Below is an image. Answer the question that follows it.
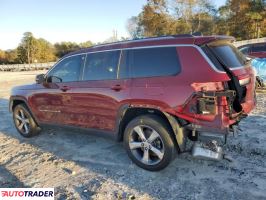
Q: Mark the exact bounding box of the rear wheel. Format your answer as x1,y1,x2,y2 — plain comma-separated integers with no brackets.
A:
124,115,176,171
13,104,40,137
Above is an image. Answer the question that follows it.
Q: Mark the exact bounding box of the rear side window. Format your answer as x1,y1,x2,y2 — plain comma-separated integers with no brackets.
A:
207,43,246,68
252,43,266,52
83,51,120,81
119,47,181,79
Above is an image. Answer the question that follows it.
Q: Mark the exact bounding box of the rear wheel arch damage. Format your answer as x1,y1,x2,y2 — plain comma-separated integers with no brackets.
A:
117,106,187,152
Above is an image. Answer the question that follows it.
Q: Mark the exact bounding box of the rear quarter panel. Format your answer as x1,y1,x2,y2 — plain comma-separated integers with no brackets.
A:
128,46,230,114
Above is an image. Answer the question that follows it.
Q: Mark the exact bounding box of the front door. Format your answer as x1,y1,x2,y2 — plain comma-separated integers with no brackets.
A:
29,54,85,124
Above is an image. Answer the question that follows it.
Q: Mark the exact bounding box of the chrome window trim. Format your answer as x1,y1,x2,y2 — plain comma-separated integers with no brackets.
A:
45,53,87,79
81,50,121,81
46,44,231,77
81,54,87,80
116,50,123,79
229,66,246,70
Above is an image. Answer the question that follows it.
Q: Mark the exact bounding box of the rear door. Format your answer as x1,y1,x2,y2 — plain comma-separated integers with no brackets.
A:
119,47,182,106
30,54,85,124
75,50,131,132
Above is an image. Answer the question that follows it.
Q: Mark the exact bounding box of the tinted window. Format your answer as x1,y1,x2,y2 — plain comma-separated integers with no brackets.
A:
252,43,266,52
48,55,84,82
119,47,180,78
209,43,246,68
201,46,224,71
83,51,120,81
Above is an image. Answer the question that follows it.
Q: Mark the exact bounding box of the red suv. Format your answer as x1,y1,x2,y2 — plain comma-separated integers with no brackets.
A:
10,35,256,171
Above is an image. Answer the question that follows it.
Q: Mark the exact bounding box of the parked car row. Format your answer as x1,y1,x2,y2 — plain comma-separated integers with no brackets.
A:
238,42,266,88
238,42,266,59
0,62,55,72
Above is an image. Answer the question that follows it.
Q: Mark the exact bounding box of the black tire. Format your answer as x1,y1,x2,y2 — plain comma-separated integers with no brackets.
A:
124,115,176,171
13,103,40,137
255,79,261,89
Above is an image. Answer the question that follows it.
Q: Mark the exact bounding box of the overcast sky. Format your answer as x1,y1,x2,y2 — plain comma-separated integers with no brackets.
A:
0,0,226,50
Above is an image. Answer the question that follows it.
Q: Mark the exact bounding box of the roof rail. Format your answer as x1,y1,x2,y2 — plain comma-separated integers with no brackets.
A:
172,34,194,38
89,34,195,49
134,34,193,40
192,32,203,36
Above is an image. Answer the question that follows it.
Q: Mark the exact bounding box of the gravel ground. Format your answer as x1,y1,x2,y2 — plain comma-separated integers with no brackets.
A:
0,71,265,200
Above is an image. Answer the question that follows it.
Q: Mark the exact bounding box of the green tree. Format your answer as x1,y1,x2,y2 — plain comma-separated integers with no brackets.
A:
54,42,80,58
17,32,39,63
173,0,216,34
0,50,6,64
79,41,93,48
215,0,266,40
17,32,57,63
54,40,93,58
128,0,217,37
5,49,19,64
138,0,176,37
126,16,144,38
35,38,56,62
127,0,266,40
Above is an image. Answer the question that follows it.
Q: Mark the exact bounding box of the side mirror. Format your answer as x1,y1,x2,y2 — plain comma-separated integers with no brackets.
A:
36,74,45,84
47,76,62,83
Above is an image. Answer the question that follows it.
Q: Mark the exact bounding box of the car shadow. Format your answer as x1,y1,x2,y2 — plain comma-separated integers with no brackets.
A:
1,98,265,199
0,165,25,187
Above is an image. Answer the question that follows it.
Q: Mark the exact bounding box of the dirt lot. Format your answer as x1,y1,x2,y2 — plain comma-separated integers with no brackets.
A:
0,71,266,200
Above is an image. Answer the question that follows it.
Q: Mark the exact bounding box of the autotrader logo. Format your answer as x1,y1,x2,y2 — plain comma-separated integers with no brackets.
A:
0,188,54,200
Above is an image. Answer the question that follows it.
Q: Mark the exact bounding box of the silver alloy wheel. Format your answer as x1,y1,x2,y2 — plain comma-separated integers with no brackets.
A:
15,109,30,134
129,125,165,165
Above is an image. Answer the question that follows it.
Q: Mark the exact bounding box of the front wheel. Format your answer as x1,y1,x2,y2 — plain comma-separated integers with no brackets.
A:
124,115,176,171
13,104,40,137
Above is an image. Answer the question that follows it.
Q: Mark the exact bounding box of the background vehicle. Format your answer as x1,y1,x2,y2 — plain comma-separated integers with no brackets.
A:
10,35,256,171
239,42,266,58
251,58,266,88
239,43,266,88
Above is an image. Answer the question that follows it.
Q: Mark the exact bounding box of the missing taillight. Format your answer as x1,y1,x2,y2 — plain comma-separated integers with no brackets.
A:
195,90,236,115
191,82,224,92
197,97,217,115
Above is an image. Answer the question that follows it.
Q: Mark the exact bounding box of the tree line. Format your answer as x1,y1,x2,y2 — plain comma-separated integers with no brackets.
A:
126,0,266,40
1,0,265,65
0,32,94,64
0,31,126,65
